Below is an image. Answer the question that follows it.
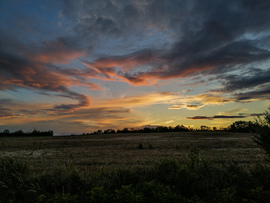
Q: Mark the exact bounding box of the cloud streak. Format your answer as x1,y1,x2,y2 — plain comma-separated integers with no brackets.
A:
0,36,97,112
186,115,247,120
186,113,263,120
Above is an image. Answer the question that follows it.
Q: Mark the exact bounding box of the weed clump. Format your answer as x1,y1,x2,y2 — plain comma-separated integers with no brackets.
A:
136,143,143,149
148,144,154,149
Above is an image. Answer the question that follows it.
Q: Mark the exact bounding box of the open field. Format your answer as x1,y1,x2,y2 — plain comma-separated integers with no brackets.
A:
1,131,270,202
0,131,265,171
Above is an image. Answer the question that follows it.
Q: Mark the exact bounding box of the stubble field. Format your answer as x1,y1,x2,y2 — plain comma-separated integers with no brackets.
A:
0,131,264,172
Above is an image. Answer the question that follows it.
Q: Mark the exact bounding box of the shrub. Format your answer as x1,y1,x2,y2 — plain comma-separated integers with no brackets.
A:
0,157,31,202
253,108,270,160
137,143,143,149
2,154,270,202
148,144,154,149
154,158,179,183
114,185,143,203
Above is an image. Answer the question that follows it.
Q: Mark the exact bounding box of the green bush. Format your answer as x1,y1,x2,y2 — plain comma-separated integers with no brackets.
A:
86,186,110,203
114,184,143,203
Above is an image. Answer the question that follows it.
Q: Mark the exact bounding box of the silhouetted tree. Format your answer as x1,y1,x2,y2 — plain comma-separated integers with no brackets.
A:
228,121,255,133
253,109,270,160
200,126,210,131
14,130,24,136
3,129,10,135
104,129,115,134
174,125,189,132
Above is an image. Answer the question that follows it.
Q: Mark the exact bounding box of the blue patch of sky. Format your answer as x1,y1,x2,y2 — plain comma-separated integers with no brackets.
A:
3,89,37,102
92,28,176,58
58,59,87,70
4,88,73,104
0,0,73,43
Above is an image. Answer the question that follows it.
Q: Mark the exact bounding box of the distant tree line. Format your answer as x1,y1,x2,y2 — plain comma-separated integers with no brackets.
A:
83,121,262,135
83,125,194,135
0,129,53,137
0,120,263,137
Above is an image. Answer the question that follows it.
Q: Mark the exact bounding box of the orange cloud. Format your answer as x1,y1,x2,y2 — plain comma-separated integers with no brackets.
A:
118,64,214,86
31,51,86,64
0,56,96,112
0,101,147,134
168,93,234,110
0,91,235,134
87,49,159,72
79,46,219,86
169,104,204,110
95,92,179,108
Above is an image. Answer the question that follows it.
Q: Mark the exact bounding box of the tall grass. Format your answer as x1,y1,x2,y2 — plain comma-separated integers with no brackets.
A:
1,153,270,202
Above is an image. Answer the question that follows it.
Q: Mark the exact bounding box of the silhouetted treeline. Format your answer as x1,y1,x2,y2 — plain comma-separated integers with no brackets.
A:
83,125,190,135
0,120,259,137
83,121,260,135
119,125,190,133
0,129,53,137
227,121,260,133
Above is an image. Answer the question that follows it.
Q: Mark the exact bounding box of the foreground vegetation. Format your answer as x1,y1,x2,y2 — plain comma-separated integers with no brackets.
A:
0,131,269,202
1,151,270,203
1,108,270,202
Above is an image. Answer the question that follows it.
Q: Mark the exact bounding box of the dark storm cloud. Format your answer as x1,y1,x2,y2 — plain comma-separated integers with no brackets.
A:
68,0,270,85
233,84,270,101
213,68,270,93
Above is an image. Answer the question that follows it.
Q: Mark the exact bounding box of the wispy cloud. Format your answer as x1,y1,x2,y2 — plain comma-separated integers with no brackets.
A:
0,39,97,112
186,113,263,120
168,93,233,110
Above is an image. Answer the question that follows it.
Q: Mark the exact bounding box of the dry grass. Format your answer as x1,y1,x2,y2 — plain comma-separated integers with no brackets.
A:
0,131,265,172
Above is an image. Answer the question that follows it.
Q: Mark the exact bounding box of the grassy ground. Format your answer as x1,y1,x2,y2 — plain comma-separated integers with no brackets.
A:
1,131,270,202
0,131,264,172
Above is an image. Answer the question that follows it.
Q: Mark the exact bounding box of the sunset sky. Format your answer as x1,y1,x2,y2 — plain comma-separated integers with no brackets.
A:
1,0,270,134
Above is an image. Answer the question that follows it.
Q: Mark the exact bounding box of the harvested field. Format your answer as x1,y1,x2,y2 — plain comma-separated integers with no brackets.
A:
0,131,265,171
